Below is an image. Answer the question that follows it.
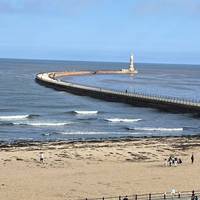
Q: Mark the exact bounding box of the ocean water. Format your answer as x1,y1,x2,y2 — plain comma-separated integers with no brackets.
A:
0,58,200,142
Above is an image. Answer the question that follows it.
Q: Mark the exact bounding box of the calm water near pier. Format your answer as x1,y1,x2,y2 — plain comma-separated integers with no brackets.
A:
0,58,200,142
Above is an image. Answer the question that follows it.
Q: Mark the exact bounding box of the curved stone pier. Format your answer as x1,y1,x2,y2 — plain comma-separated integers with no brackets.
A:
35,71,200,114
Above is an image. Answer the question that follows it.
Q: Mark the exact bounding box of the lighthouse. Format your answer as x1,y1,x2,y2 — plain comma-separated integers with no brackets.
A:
129,53,135,72
121,53,137,73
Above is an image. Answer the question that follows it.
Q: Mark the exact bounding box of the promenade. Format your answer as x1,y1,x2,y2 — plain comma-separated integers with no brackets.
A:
35,70,200,113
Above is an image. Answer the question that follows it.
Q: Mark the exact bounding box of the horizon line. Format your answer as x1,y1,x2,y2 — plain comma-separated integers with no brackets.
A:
0,56,199,66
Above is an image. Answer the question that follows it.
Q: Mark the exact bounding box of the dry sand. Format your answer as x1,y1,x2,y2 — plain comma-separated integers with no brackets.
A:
0,137,200,200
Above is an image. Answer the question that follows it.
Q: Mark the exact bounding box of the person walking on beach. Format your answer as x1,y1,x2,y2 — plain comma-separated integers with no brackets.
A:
40,152,44,163
191,154,194,164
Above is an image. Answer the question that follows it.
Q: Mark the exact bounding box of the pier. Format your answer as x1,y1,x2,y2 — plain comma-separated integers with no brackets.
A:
35,70,200,114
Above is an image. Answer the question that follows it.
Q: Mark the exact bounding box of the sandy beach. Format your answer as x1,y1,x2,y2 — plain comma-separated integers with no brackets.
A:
0,137,200,200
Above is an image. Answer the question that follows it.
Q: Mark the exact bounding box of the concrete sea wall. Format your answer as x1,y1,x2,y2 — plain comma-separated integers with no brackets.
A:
35,71,200,113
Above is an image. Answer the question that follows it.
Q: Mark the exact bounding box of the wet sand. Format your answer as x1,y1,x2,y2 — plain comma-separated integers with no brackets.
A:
0,137,200,200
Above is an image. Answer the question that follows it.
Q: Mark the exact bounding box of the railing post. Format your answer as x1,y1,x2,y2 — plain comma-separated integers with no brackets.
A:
164,192,166,199
149,193,151,200
178,192,180,198
192,190,195,200
103,197,104,200
135,194,137,200
119,195,121,200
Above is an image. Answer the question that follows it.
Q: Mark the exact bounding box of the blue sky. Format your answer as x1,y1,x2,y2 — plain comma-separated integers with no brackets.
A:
0,0,200,64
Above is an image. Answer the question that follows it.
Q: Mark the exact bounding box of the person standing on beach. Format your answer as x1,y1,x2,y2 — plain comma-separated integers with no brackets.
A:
191,154,194,164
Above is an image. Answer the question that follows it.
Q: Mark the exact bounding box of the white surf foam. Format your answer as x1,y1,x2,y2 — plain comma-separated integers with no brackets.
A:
0,115,29,120
13,122,71,126
41,133,51,136
128,127,183,132
56,131,117,135
74,111,98,115
105,118,142,123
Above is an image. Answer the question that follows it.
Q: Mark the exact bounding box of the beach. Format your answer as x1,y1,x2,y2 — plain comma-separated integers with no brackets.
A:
0,137,200,200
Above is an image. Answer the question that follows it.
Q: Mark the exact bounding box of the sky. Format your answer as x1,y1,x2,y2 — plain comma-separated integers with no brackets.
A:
0,0,200,64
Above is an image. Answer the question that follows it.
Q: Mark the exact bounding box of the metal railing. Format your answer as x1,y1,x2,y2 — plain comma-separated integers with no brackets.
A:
36,72,200,109
81,190,200,200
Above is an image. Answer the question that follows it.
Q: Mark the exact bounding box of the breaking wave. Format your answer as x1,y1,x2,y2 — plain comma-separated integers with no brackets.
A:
52,131,121,135
127,127,183,132
0,115,29,120
0,114,39,121
105,118,142,123
74,111,98,115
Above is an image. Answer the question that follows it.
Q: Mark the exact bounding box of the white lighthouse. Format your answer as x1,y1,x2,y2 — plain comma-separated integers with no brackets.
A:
121,53,137,73
129,53,135,72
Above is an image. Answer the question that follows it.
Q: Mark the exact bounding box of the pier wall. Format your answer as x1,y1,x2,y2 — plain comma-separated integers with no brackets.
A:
35,71,200,113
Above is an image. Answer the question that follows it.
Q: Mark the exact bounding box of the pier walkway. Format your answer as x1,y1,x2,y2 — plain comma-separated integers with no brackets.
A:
35,71,200,113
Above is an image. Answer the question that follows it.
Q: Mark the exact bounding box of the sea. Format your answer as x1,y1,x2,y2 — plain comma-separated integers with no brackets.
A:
0,58,200,143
